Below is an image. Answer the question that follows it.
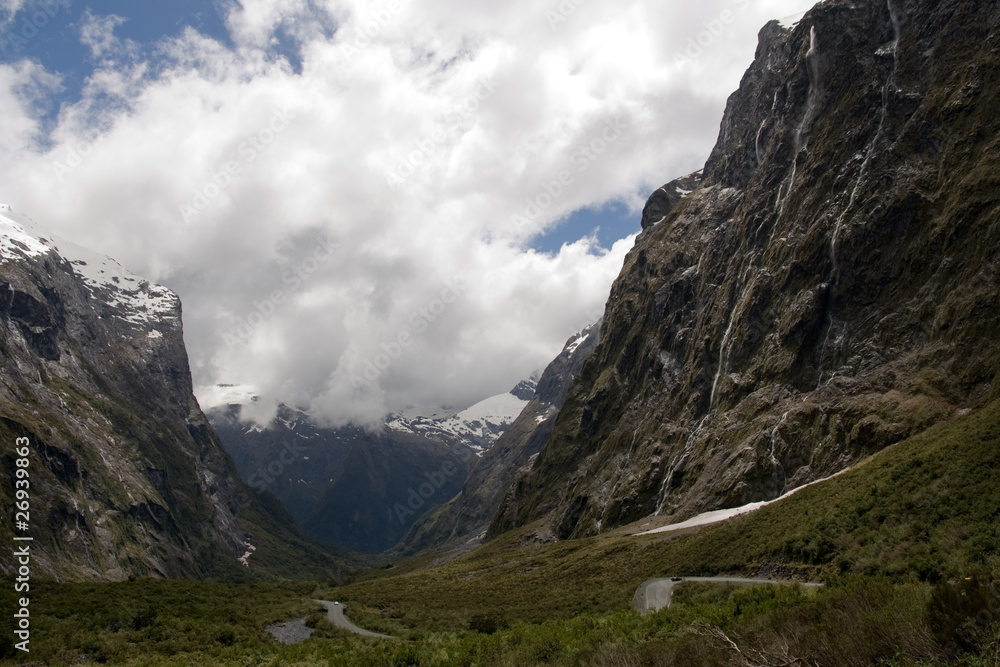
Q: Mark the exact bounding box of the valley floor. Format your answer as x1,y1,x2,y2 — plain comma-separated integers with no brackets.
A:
4,399,1000,666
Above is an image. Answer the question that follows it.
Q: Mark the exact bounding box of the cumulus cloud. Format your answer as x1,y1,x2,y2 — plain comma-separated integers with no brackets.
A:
0,0,819,426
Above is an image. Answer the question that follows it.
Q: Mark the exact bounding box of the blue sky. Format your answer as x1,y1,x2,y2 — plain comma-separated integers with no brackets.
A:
2,2,230,74
531,200,641,255
2,2,230,123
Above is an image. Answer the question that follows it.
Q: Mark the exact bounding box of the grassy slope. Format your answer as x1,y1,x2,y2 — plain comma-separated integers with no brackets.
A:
321,398,1000,634
1,399,997,665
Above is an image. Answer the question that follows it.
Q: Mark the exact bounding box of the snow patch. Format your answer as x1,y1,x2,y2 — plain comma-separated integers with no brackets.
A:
636,469,851,536
237,540,256,567
566,333,589,355
0,206,51,259
0,206,177,326
778,11,806,29
388,389,529,453
196,384,260,409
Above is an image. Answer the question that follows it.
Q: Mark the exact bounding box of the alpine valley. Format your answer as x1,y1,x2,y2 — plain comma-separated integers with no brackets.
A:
2,0,1000,664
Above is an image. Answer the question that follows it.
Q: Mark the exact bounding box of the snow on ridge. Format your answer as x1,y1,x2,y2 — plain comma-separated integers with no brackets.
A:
196,383,261,410
0,206,51,260
387,388,530,453
452,391,529,426
0,206,177,326
778,11,807,29
566,333,589,356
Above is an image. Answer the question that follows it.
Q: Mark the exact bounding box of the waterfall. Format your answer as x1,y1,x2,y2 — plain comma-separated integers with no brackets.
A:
767,411,789,489
709,258,757,409
776,26,822,222
816,1,903,386
654,415,709,515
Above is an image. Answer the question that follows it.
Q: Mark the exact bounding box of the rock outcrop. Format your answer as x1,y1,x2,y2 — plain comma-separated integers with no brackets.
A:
0,207,338,580
499,0,1000,539
397,322,601,554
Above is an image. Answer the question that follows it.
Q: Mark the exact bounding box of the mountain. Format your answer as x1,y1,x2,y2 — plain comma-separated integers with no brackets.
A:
301,430,472,554
386,378,537,454
205,402,358,528
496,0,1000,540
205,380,535,554
0,206,338,580
397,322,601,555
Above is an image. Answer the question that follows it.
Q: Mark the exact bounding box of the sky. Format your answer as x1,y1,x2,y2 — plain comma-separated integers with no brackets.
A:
0,0,817,427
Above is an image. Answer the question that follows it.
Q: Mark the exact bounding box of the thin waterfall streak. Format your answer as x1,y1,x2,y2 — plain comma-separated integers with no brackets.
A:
817,6,902,388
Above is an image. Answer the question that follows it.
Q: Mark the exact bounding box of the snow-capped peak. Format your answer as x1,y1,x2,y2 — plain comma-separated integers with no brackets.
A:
0,205,50,260
387,379,536,454
0,206,178,327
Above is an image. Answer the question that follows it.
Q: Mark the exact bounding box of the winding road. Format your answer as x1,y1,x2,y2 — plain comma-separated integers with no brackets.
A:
315,600,393,639
632,577,823,613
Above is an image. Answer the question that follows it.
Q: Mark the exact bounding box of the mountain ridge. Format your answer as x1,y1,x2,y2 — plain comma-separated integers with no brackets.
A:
0,206,338,580
497,0,1000,540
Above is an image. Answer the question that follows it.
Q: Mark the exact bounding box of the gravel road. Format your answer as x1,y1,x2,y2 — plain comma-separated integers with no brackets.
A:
632,577,823,612
315,600,393,639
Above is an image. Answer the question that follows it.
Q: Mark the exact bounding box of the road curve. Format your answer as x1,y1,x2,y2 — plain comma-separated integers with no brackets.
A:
315,600,393,639
632,577,823,613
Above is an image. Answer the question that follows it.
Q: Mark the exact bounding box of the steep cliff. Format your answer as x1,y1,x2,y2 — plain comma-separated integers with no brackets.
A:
501,0,1000,539
0,207,338,580
398,322,601,554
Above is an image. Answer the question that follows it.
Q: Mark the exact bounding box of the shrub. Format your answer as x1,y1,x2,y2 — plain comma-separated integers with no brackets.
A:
469,612,508,635
927,576,1000,656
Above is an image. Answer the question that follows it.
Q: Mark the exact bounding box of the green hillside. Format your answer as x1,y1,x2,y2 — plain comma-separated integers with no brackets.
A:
4,399,997,665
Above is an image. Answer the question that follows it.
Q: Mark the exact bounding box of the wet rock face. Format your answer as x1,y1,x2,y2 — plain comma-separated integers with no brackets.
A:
396,322,602,555
499,0,1000,540
0,226,325,580
640,172,704,230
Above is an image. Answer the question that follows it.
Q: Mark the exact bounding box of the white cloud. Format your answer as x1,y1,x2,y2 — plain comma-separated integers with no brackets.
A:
79,11,128,60
0,0,820,426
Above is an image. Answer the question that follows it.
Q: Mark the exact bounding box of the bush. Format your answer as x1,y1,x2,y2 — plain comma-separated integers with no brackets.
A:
468,612,508,635
927,576,1000,656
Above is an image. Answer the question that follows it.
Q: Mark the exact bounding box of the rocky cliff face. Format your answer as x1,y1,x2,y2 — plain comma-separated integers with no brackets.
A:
0,207,337,580
398,322,601,554
500,0,1000,540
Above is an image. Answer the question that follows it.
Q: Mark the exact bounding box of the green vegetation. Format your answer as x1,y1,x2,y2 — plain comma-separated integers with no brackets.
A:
311,398,1000,632
1,577,997,665
1,400,998,664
